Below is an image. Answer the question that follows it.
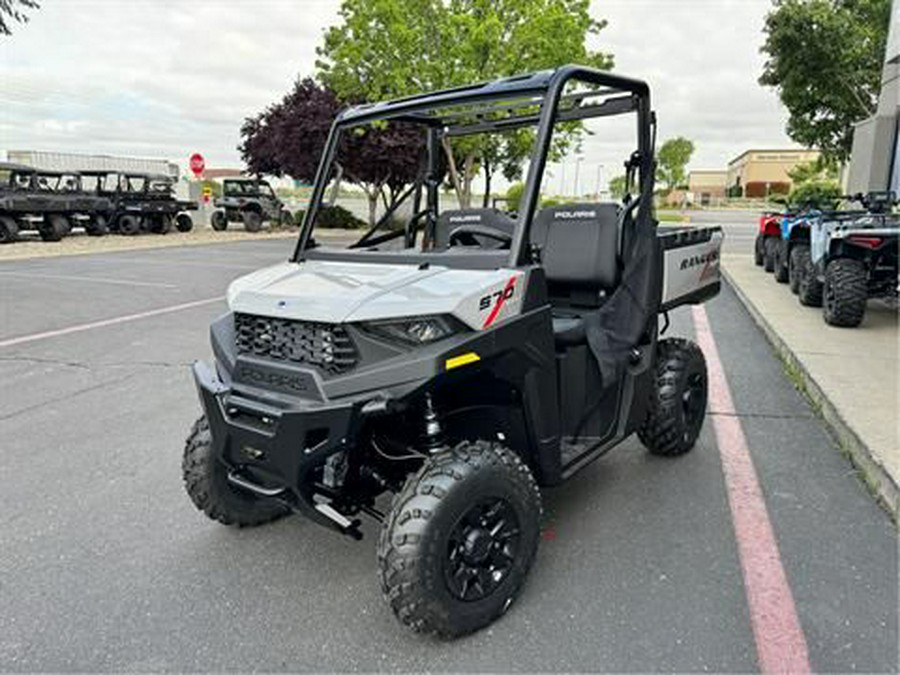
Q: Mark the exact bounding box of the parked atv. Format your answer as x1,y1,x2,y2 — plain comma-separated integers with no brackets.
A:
755,211,783,271
0,163,111,242
210,178,291,232
798,191,899,327
81,171,197,235
181,66,723,637
774,208,819,290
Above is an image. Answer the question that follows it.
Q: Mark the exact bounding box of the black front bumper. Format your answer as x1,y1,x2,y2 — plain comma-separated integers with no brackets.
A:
192,360,364,533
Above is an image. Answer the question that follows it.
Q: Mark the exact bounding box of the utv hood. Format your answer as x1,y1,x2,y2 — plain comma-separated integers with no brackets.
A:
226,259,526,329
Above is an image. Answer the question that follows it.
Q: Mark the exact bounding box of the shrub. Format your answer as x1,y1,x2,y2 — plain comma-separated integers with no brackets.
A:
315,204,366,229
788,180,841,210
505,182,525,211
293,209,306,226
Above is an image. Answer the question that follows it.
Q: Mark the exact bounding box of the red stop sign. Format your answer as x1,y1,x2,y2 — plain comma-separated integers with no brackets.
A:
189,153,205,177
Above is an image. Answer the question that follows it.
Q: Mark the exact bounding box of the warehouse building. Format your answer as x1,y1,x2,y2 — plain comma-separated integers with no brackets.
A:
6,150,179,179
687,170,727,205
726,148,821,198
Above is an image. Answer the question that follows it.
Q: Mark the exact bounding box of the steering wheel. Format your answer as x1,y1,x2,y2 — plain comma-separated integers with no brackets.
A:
448,224,513,248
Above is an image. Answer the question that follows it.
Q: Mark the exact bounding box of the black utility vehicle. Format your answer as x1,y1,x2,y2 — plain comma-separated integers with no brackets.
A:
81,171,197,235
182,66,723,636
799,191,899,326
0,163,111,242
211,178,291,232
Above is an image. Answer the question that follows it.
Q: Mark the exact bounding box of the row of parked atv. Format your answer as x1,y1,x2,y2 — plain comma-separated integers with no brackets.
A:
0,162,197,244
753,191,899,328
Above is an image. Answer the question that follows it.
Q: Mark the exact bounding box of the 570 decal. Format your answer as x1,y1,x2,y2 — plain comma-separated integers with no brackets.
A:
478,276,518,329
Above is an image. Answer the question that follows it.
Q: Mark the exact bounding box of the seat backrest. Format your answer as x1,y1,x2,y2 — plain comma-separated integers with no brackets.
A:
531,203,621,307
433,208,516,249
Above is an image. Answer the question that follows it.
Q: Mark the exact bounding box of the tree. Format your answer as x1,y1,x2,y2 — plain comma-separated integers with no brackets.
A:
316,0,613,208
787,157,839,184
608,174,628,200
759,0,891,161
0,0,39,36
239,78,423,225
656,137,695,191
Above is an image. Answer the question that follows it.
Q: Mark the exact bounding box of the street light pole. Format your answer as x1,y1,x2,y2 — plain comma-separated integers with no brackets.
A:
574,157,583,198
595,164,604,199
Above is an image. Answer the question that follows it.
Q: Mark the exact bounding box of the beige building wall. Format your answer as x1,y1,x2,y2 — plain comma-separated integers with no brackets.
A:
727,149,821,195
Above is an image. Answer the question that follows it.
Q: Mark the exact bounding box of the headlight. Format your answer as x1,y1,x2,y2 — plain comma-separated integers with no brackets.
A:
360,315,465,346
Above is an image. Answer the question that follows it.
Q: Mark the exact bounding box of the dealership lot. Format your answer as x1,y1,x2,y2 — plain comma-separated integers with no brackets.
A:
0,234,896,672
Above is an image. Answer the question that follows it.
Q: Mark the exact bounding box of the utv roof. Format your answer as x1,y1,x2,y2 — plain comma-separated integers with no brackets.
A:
336,64,650,132
0,161,35,172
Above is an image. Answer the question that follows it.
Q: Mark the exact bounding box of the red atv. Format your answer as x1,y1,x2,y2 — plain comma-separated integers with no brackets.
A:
754,211,783,272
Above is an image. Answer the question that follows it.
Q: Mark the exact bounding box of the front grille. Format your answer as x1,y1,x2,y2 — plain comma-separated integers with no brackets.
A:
234,313,358,375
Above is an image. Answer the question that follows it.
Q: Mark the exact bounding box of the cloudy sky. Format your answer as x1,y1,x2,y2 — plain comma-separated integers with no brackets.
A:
0,0,797,190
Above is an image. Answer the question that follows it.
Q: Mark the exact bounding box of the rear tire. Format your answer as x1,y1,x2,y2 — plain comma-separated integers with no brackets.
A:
773,241,789,283
175,213,193,232
378,440,541,637
823,259,867,327
754,234,764,266
86,214,108,237
797,247,823,307
763,238,777,272
182,416,289,527
638,338,708,456
39,214,68,241
242,210,263,232
0,215,19,243
118,214,141,236
788,244,807,294
211,210,228,231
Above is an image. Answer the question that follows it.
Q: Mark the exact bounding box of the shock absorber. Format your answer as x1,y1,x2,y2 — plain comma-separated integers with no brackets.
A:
422,393,444,451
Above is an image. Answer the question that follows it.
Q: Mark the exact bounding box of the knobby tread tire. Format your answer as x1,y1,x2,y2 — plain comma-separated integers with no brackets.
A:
181,416,289,527
788,244,806,294
638,338,708,456
40,214,68,241
773,241,789,283
0,215,19,243
242,211,262,232
797,247,823,307
763,237,777,272
175,214,193,232
823,258,867,327
377,440,541,638
753,234,764,266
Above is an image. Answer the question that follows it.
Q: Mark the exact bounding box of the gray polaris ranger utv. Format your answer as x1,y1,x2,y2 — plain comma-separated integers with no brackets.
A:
182,66,723,637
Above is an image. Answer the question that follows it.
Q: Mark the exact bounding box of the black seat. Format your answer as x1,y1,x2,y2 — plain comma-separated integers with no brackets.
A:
433,208,516,249
530,203,622,348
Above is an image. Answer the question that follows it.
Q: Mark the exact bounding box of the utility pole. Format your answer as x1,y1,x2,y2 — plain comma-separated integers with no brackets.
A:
595,164,604,199
574,157,583,198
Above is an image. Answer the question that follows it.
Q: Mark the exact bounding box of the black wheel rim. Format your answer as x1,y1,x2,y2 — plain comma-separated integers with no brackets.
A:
682,373,706,440
444,497,520,602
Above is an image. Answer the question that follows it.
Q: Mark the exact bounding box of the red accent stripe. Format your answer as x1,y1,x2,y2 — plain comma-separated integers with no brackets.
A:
482,276,517,329
692,305,810,675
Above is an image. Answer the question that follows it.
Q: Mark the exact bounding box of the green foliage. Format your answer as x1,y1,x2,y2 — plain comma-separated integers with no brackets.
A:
787,157,838,184
505,182,525,211
788,179,841,209
656,137,695,191
608,174,627,200
316,0,614,207
0,0,39,36
293,209,307,226
759,0,891,161
316,204,367,229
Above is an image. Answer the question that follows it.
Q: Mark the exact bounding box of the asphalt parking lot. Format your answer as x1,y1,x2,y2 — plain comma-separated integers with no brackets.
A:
0,232,896,672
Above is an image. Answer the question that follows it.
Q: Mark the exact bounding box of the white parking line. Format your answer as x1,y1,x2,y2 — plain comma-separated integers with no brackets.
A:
0,271,178,289
0,296,225,348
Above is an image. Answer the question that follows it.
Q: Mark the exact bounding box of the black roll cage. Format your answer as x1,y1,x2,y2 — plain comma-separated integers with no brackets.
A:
293,64,655,268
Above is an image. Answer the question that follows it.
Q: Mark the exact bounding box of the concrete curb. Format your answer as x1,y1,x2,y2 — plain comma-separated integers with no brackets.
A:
722,266,899,520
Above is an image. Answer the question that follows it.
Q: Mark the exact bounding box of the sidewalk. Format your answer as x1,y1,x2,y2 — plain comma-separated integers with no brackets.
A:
722,253,899,517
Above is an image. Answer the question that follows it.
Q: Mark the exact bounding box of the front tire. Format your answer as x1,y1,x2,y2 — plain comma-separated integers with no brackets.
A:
182,416,289,527
211,210,228,231
754,234,764,266
797,247,823,307
638,338,708,456
118,214,141,236
175,213,194,232
39,214,69,241
823,258,867,327
377,440,541,638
